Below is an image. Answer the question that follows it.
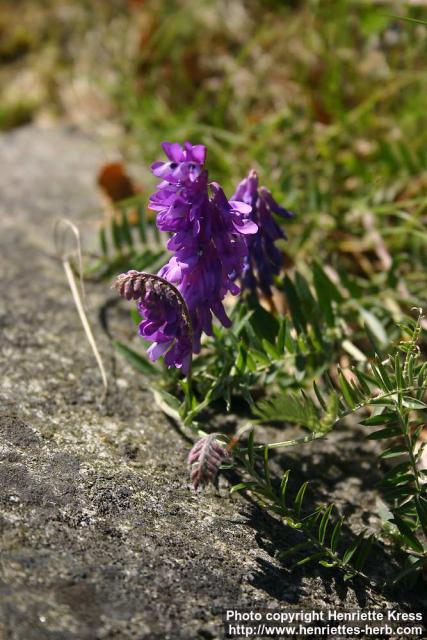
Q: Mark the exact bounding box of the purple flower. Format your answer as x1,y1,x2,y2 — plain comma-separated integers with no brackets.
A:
151,141,206,185
232,169,293,297
114,271,193,374
149,141,258,355
188,433,230,489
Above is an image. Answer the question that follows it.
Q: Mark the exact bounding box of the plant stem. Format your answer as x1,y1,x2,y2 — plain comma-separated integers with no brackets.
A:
236,451,372,584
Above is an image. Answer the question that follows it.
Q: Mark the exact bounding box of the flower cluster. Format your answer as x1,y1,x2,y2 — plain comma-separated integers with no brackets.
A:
188,433,229,489
233,169,293,297
114,270,193,374
149,142,257,354
114,145,293,374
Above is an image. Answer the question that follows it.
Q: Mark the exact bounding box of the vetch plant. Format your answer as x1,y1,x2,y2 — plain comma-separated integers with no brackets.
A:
187,426,376,582
149,141,257,355
112,142,297,399
188,433,230,490
114,270,193,373
230,431,375,583
106,140,426,588
233,169,293,300
255,310,427,584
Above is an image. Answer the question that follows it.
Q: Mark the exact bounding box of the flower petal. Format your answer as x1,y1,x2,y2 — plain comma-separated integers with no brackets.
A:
147,340,173,361
232,215,258,235
161,142,183,162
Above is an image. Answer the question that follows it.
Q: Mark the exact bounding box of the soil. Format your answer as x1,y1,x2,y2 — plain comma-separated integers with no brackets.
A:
0,126,425,640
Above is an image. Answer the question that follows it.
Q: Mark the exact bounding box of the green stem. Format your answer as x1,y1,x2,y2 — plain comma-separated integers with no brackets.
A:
239,433,325,453
235,452,372,585
395,404,427,541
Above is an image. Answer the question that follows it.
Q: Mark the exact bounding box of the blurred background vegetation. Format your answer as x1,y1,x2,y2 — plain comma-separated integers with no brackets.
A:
1,0,426,317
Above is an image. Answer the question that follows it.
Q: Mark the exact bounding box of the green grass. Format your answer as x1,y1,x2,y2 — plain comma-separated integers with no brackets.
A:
110,0,427,318
2,0,425,318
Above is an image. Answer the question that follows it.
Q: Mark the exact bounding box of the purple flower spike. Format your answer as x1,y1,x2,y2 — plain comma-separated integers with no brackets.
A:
149,141,258,357
232,170,294,297
210,182,258,235
188,433,229,489
113,271,193,374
